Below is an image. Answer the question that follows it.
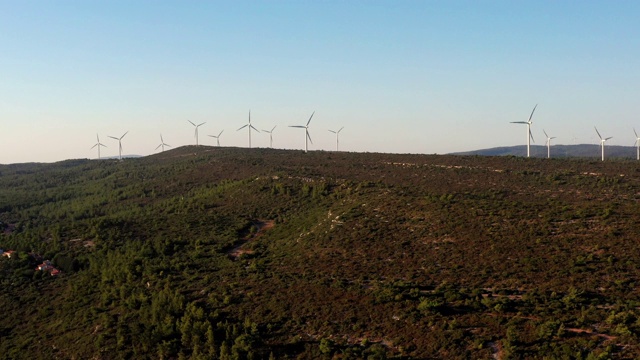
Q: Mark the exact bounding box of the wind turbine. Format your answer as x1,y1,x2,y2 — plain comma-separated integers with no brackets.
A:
543,129,556,159
289,111,315,153
262,126,276,148
510,104,537,157
155,134,170,152
208,130,224,147
633,129,640,160
595,127,612,161
188,120,206,146
108,131,128,161
237,111,259,148
328,127,344,151
90,134,107,160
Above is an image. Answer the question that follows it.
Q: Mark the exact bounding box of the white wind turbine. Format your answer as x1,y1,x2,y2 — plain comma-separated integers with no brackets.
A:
595,127,612,161
237,111,259,148
108,131,129,161
188,120,206,146
262,126,277,148
90,134,107,160
633,129,640,160
543,129,556,159
208,130,224,147
156,134,170,152
289,111,315,153
510,104,537,157
328,127,344,151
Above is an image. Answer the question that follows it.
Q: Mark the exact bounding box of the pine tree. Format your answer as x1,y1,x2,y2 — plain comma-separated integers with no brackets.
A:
206,322,217,357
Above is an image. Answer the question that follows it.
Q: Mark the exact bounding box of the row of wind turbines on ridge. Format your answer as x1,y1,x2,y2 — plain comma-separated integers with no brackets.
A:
91,111,346,160
511,104,640,161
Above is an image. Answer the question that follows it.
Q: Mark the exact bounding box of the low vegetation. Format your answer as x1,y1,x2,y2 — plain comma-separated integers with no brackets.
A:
2,146,640,359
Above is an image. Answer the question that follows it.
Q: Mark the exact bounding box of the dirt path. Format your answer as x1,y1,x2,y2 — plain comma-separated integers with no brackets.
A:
227,220,275,260
566,328,616,341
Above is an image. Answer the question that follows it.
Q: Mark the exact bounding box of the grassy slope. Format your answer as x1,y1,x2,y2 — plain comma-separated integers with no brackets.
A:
1,146,640,359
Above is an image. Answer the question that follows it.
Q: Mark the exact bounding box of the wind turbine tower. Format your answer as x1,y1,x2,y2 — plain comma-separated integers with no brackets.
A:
594,127,612,161
263,126,277,148
108,131,129,161
289,111,315,153
188,120,206,146
510,104,537,157
237,111,259,148
543,130,556,159
328,127,344,151
634,129,640,160
208,130,224,147
156,134,171,152
90,134,107,160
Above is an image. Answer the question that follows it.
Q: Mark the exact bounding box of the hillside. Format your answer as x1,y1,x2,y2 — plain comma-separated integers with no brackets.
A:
453,144,639,159
2,146,640,359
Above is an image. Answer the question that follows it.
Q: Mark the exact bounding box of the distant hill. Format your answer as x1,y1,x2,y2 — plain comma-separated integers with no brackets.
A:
451,144,640,159
99,154,143,160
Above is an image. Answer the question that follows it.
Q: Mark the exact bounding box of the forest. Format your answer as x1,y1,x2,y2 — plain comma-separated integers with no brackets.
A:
2,146,640,359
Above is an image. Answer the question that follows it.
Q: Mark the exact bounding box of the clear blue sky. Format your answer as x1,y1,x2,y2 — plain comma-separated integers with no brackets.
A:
1,1,639,163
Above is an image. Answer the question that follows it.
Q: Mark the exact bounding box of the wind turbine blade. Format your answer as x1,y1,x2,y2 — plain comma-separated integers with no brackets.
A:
329,130,336,134
543,129,549,138
237,124,248,131
511,121,528,124
250,125,259,132
262,129,270,133
219,130,224,136
91,144,98,150
605,137,613,141
338,127,344,133
271,125,277,132
289,125,305,128
594,127,603,140
188,120,196,126
155,144,162,150
550,137,556,140
635,128,639,138
307,130,313,144
121,131,129,139
208,135,215,137
307,111,315,126
101,144,107,148
528,104,537,122
529,129,535,143
165,143,171,147
198,122,206,127
108,136,119,140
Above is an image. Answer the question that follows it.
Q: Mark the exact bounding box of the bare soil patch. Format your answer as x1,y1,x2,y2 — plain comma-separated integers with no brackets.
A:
227,220,275,260
3,223,16,235
488,341,504,360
